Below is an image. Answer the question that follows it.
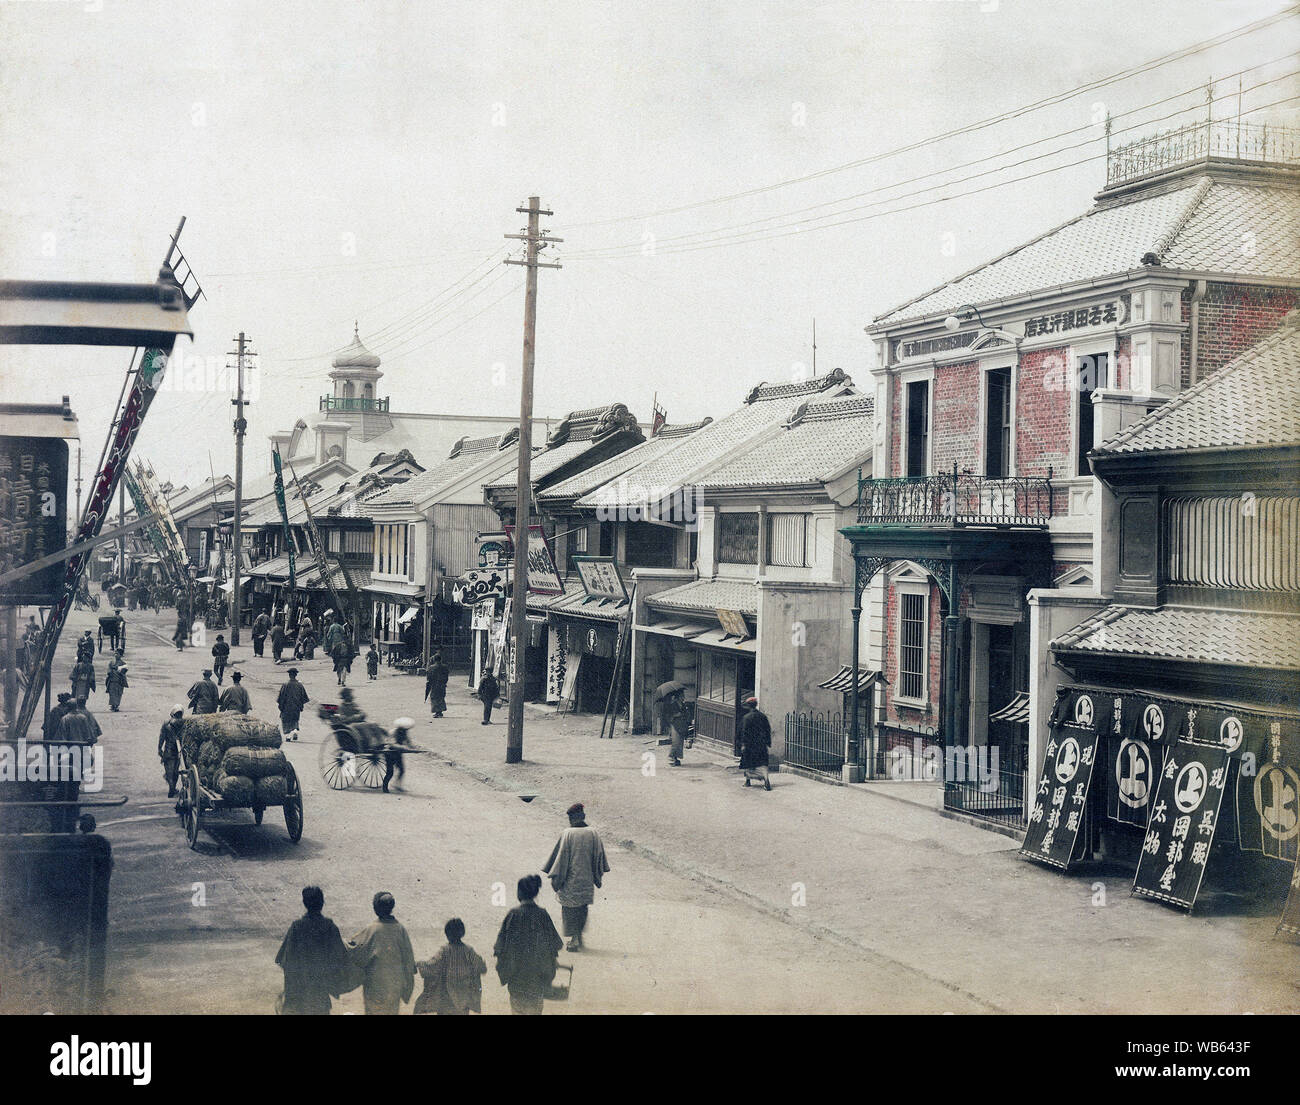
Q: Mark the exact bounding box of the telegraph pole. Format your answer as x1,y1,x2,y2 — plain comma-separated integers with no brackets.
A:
230,332,250,646
503,197,561,763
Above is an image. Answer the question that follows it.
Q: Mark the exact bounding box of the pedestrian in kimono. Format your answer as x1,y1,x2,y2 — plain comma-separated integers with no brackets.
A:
331,637,350,687
252,611,270,658
414,918,487,1015
188,669,219,715
424,653,448,718
277,668,309,740
158,705,185,798
211,634,230,685
493,874,563,1015
219,670,252,714
323,615,345,659
738,696,772,790
366,644,379,681
76,630,95,663
542,802,611,952
275,886,352,1016
55,698,102,746
348,891,416,1015
69,657,96,702
477,670,499,725
271,618,286,663
661,688,691,767
44,692,74,738
105,650,128,712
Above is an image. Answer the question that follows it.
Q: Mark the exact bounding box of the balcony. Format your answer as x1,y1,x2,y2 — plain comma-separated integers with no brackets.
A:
858,467,1054,527
1106,120,1300,188
319,395,389,413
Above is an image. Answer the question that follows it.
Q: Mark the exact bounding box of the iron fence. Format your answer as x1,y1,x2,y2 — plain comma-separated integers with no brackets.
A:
784,711,848,777
1107,120,1300,186
319,395,390,413
858,466,1053,526
942,726,1029,831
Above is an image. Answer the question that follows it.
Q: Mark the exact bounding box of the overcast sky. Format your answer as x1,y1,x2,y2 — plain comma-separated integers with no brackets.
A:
2,0,1296,489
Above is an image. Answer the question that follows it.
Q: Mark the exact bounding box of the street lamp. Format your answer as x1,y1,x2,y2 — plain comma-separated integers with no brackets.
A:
942,303,1021,345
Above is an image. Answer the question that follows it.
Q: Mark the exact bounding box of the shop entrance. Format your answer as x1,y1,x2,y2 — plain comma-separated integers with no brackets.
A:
693,649,756,755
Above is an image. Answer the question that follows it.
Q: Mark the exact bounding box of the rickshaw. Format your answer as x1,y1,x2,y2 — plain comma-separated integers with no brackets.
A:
316,703,425,790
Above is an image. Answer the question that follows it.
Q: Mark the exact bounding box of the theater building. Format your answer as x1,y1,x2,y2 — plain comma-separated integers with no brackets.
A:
843,121,1300,828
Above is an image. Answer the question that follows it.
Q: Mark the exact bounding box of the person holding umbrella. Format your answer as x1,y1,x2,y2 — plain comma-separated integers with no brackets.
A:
653,681,692,767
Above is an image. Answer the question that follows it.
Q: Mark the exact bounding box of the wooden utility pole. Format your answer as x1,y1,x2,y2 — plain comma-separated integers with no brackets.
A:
230,332,250,646
503,197,561,763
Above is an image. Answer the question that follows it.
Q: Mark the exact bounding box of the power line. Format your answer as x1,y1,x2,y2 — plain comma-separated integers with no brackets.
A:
566,5,1298,229
569,58,1298,258
567,89,1300,261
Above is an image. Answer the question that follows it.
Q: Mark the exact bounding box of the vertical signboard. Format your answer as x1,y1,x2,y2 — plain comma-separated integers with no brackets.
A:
1021,697,1101,869
0,434,69,606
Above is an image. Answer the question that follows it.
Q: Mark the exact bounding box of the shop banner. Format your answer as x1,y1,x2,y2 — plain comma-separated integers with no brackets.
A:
1021,721,1100,869
271,449,296,592
1238,760,1300,863
504,523,564,596
1277,853,1300,943
546,626,565,703
1132,740,1229,911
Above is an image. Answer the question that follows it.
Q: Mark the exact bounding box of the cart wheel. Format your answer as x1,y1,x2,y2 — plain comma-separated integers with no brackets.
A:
355,751,387,790
284,764,304,844
185,767,202,850
319,739,357,790
253,805,264,826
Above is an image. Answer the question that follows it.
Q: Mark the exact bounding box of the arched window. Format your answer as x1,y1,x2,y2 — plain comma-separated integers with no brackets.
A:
343,381,355,399
363,383,373,400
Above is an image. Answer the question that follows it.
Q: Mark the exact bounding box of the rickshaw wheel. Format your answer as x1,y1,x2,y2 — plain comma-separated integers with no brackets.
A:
319,738,356,790
185,767,202,850
284,764,304,843
355,751,387,790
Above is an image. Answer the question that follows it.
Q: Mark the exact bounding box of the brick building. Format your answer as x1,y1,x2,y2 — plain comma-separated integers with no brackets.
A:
841,121,1300,828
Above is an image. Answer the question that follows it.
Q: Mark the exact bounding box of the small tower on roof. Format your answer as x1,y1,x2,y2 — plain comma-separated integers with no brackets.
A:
329,323,383,406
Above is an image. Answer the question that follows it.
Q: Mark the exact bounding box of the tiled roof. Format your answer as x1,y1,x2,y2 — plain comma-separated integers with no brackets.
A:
575,372,857,510
367,433,512,508
526,577,630,622
874,175,1300,326
646,578,758,617
539,430,703,503
1052,605,1300,670
700,395,874,488
1095,319,1300,456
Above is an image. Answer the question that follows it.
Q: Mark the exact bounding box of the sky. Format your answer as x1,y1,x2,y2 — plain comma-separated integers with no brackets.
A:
1,0,1297,490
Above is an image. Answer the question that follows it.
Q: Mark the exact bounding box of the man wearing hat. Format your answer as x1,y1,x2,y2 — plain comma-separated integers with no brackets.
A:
542,802,610,952
738,696,772,791
211,633,230,685
219,670,252,714
105,648,129,712
158,705,186,798
188,669,219,715
277,668,309,741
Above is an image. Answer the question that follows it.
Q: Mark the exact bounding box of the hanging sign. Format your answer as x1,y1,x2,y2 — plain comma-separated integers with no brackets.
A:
1132,740,1229,911
470,604,493,632
1021,720,1100,869
573,555,627,604
504,523,563,596
0,434,69,607
458,567,509,605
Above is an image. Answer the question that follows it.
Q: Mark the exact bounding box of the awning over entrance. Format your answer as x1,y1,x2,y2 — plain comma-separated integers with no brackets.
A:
365,580,424,602
636,623,757,653
817,666,885,694
989,691,1030,723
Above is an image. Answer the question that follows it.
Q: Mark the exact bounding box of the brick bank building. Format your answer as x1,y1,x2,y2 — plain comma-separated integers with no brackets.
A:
841,122,1300,830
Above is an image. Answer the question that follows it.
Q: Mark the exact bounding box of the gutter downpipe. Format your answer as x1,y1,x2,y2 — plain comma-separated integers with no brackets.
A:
1189,279,1208,385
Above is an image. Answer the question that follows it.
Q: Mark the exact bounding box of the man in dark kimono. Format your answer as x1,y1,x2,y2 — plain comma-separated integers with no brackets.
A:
105,650,128,712
158,705,185,798
738,695,772,790
69,657,96,702
477,670,499,725
270,619,286,664
424,653,449,718
493,874,562,1015
218,670,252,714
275,886,351,1015
277,668,309,740
44,692,74,738
54,698,102,746
107,609,125,652
76,630,95,663
252,612,270,658
188,669,219,715
211,634,230,685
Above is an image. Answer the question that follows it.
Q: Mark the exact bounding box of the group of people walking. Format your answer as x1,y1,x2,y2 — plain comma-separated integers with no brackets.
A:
274,802,609,1015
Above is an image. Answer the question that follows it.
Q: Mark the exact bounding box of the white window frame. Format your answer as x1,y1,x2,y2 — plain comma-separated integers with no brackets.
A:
980,361,1017,479
893,575,930,707
899,367,934,478
1070,337,1115,479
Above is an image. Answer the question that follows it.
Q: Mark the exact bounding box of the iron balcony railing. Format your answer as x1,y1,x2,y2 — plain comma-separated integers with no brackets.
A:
319,395,390,413
858,465,1053,526
1106,120,1300,187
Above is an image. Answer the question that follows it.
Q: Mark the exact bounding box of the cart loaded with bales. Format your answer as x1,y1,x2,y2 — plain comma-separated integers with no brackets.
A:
174,714,303,849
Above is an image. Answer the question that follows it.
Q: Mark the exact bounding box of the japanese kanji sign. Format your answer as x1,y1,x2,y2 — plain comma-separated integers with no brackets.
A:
0,434,68,606
504,523,563,596
1132,740,1229,911
1021,721,1100,869
572,555,627,604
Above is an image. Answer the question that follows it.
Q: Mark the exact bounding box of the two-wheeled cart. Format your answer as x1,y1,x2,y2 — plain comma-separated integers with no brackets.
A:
174,736,303,850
